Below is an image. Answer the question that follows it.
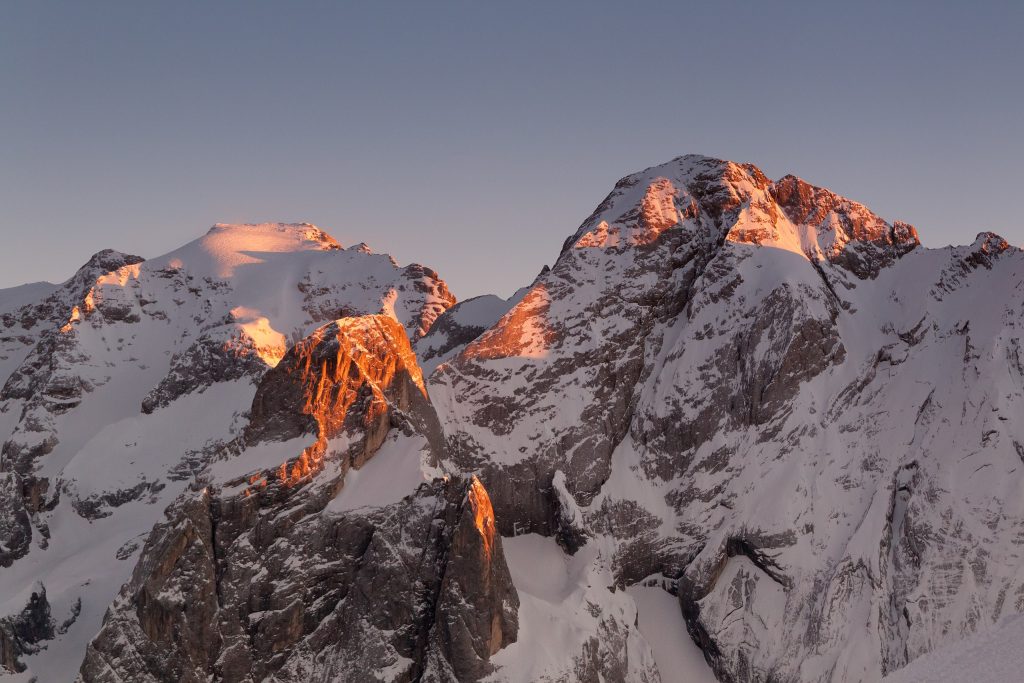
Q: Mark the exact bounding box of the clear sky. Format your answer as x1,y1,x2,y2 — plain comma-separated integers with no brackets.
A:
2,1,1021,298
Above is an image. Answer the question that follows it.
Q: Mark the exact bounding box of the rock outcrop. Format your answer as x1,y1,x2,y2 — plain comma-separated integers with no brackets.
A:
78,314,516,682
0,584,55,673
78,474,518,683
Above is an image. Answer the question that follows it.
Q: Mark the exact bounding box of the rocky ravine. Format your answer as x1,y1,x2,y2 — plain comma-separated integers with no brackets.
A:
1,156,1023,682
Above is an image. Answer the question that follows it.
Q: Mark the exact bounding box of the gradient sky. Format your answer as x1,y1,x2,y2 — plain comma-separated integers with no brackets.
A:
2,1,1021,298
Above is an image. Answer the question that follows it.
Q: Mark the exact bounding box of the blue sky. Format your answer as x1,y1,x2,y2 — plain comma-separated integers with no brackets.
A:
2,1,1021,298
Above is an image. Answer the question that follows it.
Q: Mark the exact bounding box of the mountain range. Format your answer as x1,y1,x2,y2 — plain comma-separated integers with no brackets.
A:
2,154,1023,682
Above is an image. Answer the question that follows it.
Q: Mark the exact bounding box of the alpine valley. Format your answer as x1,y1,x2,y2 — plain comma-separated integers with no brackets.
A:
2,155,1023,683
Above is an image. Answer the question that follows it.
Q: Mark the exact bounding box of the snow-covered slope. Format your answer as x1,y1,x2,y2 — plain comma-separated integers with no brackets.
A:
0,282,57,316
490,533,660,682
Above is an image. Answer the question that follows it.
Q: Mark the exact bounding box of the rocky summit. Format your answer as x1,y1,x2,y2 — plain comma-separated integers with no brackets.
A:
2,155,1023,682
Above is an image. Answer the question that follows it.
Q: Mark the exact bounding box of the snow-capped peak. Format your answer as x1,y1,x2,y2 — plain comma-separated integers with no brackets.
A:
149,222,341,279
566,154,919,279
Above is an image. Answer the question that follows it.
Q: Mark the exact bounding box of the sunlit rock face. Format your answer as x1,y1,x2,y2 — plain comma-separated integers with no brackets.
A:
247,315,427,452
238,314,443,494
768,174,920,277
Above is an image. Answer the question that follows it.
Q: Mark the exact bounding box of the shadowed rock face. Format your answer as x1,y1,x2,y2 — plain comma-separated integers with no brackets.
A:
0,584,55,673
77,476,518,683
421,477,519,682
0,473,32,567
